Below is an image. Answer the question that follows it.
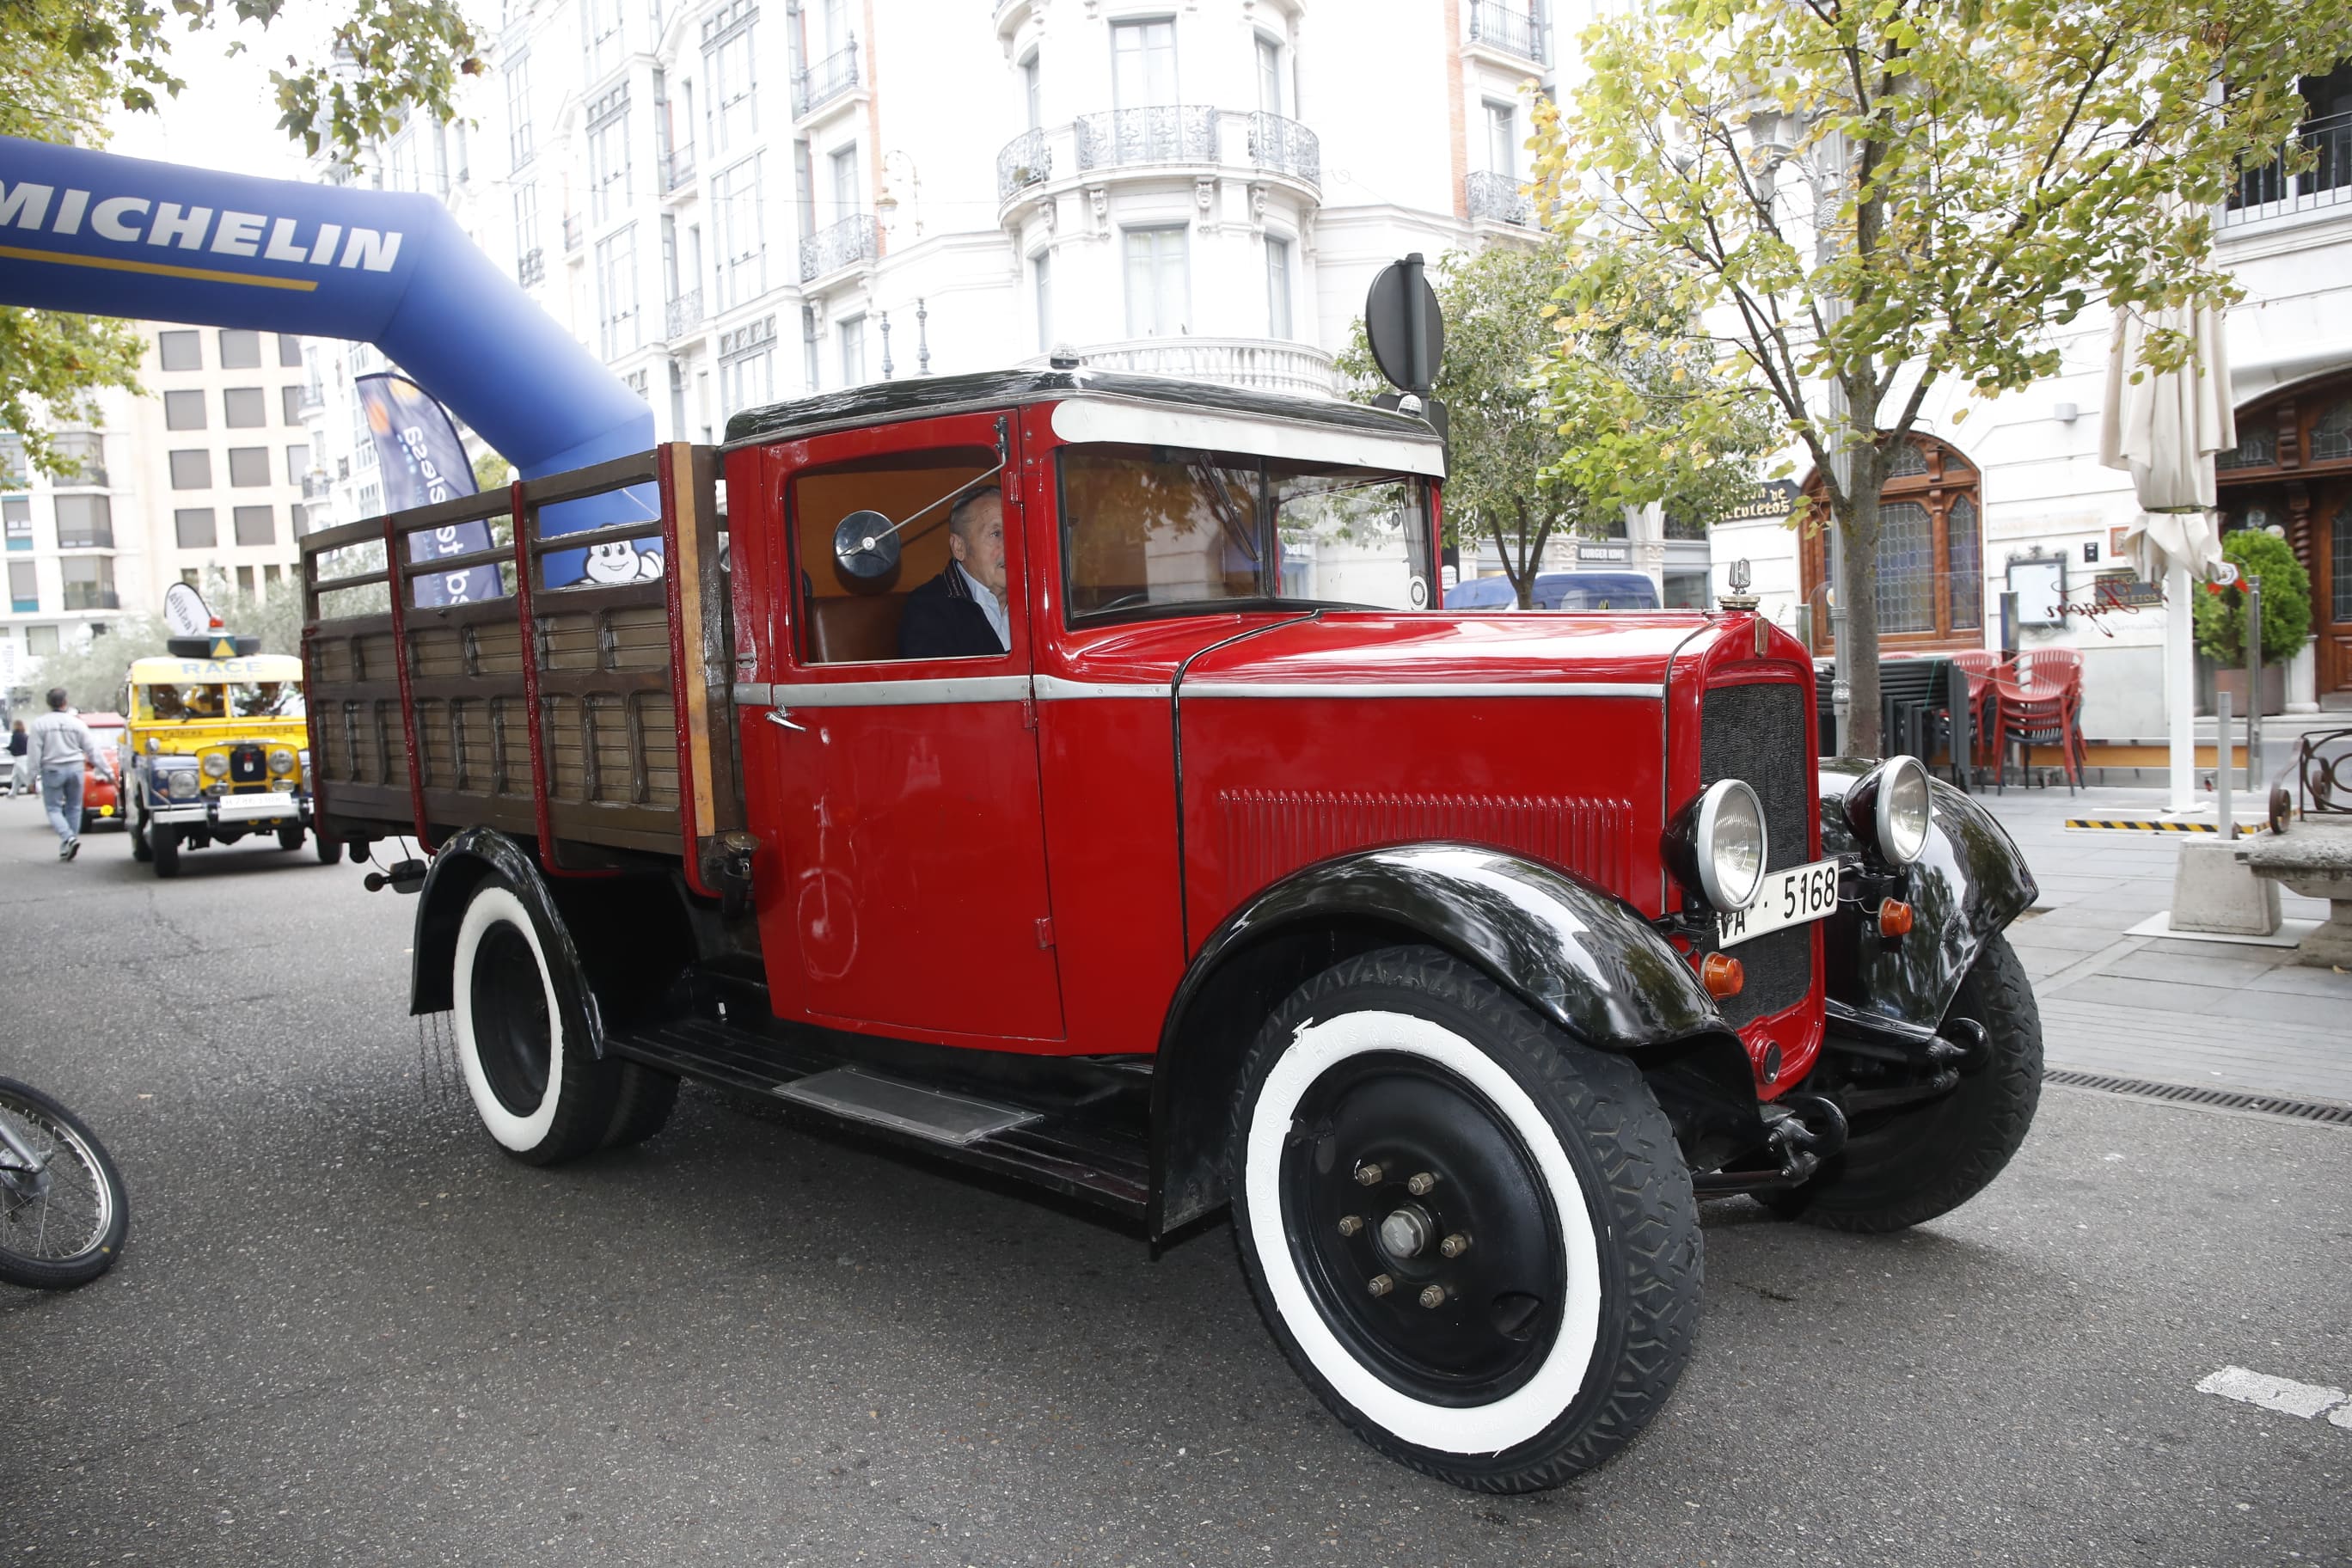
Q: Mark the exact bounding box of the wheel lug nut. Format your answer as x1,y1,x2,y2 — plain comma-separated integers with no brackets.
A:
1406,1172,1436,1196
1368,1273,1394,1298
1440,1233,1471,1259
1354,1162,1383,1187
1337,1215,1363,1238
1418,1284,1448,1309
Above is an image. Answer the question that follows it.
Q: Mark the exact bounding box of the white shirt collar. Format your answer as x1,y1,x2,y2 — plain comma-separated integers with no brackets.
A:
953,560,1011,652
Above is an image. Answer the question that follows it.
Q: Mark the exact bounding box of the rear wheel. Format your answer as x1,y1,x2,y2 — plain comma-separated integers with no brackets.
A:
451,881,622,1164
1766,933,2042,1233
314,829,342,865
150,823,181,879
277,824,305,852
1229,945,1700,1493
0,1077,130,1289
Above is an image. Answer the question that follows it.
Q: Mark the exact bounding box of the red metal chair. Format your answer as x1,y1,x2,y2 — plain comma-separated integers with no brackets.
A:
1990,661,2084,793
2020,649,2089,779
1951,652,2006,774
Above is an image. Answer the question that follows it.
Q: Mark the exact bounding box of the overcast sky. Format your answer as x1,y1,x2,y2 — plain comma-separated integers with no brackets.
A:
104,17,324,182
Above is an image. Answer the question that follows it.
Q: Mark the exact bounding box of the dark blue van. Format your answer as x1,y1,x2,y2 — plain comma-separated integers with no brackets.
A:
1443,570,1663,611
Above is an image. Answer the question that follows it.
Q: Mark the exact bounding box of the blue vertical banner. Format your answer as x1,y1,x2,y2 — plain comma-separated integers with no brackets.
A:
354,373,504,606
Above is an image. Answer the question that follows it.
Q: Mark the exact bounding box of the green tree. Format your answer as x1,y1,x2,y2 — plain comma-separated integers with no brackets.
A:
1340,241,1768,609
1539,0,2352,755
1,0,481,479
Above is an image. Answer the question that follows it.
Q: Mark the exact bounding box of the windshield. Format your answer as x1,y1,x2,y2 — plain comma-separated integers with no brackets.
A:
134,681,303,721
229,681,303,718
1059,443,1434,622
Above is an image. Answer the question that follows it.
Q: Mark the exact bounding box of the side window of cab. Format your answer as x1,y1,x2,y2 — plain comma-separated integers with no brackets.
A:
789,444,1014,667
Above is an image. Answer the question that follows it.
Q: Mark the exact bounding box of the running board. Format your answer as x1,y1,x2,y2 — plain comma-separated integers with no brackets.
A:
604,1014,1150,1218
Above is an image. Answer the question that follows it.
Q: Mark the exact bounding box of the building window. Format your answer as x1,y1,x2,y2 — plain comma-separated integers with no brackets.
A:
597,224,641,360
719,315,778,415
169,450,213,490
53,494,113,549
710,156,767,309
219,329,262,370
803,306,821,391
829,144,859,220
237,565,254,595
1124,226,1188,338
705,7,757,152
358,481,382,517
280,384,306,425
583,0,625,81
1801,434,1985,651
1022,51,1043,129
1256,34,1283,114
286,444,310,485
588,87,633,224
224,387,267,428
0,434,22,488
164,389,207,430
11,563,40,613
52,433,104,487
512,181,541,269
175,507,217,548
507,51,535,168
62,556,116,611
1111,18,1177,107
1485,101,1517,177
25,622,59,655
1265,236,1292,339
228,447,271,487
278,334,303,368
158,329,201,371
233,505,275,546
838,315,866,385
3,497,28,550
291,503,310,536
1033,250,1053,354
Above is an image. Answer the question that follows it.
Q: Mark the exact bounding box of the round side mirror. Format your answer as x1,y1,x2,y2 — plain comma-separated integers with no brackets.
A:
833,511,901,579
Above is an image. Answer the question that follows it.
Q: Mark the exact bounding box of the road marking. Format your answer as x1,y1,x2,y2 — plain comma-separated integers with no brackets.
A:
2196,1366,2350,1424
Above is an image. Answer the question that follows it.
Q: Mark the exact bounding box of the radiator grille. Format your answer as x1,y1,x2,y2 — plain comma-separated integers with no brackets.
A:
1218,790,1637,907
1700,683,1814,1027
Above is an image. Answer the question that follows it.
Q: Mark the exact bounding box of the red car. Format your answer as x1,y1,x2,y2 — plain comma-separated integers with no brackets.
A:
300,371,2042,1491
77,712,125,833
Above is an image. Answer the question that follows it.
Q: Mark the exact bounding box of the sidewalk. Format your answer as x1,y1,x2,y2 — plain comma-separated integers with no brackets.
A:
1975,785,2352,1106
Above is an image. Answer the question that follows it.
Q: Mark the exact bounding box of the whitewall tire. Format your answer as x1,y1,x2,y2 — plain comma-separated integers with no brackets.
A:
451,881,620,1164
1228,944,1701,1492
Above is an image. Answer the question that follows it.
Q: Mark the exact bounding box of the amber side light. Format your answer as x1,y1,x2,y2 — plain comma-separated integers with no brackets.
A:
1699,952,1744,999
1877,899,1915,937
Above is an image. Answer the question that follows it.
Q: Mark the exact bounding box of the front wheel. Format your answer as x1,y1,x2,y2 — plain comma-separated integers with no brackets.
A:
1766,933,2043,1233
0,1077,131,1289
1229,945,1700,1493
150,822,181,878
277,823,305,852
130,801,153,862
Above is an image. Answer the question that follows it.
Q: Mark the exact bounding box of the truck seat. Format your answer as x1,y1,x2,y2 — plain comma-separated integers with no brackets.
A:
808,591,910,664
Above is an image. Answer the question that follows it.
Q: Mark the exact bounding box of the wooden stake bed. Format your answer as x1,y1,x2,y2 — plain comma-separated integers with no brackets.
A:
297,444,740,882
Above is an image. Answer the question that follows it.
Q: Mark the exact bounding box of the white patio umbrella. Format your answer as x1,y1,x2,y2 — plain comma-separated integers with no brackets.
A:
2099,298,2234,813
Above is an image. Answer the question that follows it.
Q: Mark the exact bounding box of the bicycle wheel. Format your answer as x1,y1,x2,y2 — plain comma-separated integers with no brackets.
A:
0,1077,130,1289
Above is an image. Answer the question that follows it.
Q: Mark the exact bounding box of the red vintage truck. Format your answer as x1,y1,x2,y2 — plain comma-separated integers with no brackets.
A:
298,369,2041,1492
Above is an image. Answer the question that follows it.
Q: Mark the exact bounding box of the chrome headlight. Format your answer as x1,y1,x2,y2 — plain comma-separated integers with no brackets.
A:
200,752,230,779
1847,756,1932,867
153,762,197,799
268,747,297,775
1668,778,1769,911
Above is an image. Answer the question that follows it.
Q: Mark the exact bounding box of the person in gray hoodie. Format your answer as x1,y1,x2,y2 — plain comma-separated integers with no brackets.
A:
26,689,112,861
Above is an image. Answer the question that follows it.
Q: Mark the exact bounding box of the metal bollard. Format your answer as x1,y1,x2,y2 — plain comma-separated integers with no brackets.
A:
2244,575,2263,792
2216,689,2234,842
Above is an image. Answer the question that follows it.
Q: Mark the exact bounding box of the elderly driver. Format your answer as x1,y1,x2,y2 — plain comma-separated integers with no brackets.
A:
897,486,1009,659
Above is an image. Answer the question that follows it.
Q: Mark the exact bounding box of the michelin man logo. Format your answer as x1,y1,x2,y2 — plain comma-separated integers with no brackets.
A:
573,540,665,585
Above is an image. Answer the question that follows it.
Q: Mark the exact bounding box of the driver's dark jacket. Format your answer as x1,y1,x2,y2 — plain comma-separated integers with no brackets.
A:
898,567,1005,659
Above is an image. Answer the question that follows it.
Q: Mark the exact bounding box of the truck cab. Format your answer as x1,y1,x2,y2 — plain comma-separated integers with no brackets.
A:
122,653,332,876
300,371,2043,1493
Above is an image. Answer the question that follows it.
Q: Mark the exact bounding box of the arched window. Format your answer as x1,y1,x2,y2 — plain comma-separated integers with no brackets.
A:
1801,434,1985,652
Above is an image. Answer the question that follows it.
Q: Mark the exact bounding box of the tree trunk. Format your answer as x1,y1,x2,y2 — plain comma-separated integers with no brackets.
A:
1835,453,1885,759
1505,498,1539,609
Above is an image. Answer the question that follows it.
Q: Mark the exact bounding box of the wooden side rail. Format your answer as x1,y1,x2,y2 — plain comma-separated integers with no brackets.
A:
297,444,737,880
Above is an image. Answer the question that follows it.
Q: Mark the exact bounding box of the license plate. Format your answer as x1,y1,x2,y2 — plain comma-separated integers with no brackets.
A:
1718,858,1841,949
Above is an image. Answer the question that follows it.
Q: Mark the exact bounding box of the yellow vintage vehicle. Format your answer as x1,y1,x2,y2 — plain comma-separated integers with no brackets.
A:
120,653,338,877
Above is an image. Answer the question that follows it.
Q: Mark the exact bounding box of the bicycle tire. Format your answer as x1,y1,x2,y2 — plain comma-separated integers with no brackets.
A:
0,1077,130,1289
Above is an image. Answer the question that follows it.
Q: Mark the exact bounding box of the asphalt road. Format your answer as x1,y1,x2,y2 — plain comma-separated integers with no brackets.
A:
3,797,2348,1568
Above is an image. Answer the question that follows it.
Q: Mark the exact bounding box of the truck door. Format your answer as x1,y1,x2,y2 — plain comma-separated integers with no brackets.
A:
741,411,1065,1045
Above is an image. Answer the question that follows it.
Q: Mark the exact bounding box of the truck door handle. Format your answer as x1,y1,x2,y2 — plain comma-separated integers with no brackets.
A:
765,707,805,732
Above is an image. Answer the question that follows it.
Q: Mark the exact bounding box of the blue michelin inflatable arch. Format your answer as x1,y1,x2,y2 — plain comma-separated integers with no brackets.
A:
0,134,653,579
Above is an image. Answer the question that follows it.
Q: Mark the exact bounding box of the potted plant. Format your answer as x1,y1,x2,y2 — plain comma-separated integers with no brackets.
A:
2193,527,2311,717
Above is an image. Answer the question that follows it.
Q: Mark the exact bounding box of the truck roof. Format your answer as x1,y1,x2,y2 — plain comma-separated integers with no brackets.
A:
723,367,1447,453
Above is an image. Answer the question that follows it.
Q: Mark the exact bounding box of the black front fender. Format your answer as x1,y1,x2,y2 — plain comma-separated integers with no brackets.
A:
1148,842,1741,1236
1818,763,2039,1032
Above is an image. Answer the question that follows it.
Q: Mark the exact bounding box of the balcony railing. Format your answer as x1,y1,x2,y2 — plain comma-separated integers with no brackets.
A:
662,141,696,193
562,214,583,252
1076,105,1218,171
799,213,879,283
2225,109,2352,228
1466,169,1534,226
997,127,1052,202
1027,337,1338,400
1467,2,1543,63
302,472,332,500
62,585,120,612
665,289,704,339
296,384,324,413
793,40,860,118
518,248,546,286
1247,112,1320,187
